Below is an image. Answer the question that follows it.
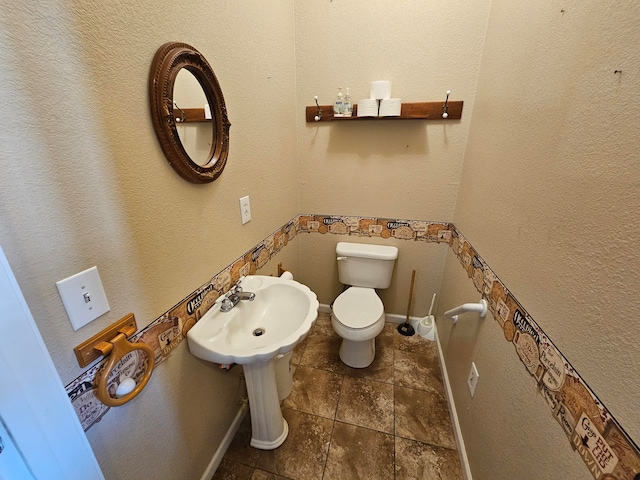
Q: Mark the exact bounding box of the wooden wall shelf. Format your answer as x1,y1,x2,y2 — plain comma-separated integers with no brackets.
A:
305,101,463,123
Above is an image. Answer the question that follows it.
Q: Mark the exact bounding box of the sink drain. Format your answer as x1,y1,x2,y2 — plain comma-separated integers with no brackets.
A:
253,327,265,337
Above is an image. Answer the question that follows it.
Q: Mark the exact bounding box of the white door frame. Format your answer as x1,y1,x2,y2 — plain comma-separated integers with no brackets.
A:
0,246,103,479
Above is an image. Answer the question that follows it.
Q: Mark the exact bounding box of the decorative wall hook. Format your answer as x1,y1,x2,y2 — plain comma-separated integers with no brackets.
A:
313,96,323,121
442,90,451,119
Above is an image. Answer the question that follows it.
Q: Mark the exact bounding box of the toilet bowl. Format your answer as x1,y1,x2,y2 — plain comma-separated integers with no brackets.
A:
331,287,386,368
331,242,398,368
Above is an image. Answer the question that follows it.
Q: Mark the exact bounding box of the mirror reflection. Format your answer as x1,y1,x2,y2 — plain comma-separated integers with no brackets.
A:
173,69,215,167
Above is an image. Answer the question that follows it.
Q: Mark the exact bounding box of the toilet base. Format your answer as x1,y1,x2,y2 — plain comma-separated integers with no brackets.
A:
339,337,376,368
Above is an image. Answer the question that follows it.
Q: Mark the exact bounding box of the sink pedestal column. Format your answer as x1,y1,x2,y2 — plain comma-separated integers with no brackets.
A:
243,359,289,450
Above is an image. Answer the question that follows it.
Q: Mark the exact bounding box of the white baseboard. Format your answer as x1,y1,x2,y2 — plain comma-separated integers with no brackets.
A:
318,303,332,314
435,327,473,480
200,401,249,480
383,312,407,324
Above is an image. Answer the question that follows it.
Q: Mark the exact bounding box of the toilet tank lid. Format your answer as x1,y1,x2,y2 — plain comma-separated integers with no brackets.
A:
336,242,398,260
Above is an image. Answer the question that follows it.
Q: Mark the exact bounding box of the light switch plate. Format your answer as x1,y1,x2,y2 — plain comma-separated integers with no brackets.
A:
56,266,110,331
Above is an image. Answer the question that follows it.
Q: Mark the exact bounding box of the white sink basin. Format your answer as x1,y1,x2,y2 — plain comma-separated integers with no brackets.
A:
187,275,319,450
187,275,319,365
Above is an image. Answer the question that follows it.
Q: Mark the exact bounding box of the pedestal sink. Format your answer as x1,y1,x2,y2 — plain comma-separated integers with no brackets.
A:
187,275,319,449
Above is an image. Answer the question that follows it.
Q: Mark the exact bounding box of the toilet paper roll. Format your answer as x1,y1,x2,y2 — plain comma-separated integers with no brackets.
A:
357,98,379,117
379,98,402,117
279,270,293,280
370,81,392,100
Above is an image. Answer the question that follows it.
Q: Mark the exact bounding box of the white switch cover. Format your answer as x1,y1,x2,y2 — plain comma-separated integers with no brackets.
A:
239,195,251,224
468,362,480,397
56,266,110,330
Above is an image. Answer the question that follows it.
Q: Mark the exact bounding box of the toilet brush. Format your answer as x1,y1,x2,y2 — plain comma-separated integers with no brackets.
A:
397,270,416,336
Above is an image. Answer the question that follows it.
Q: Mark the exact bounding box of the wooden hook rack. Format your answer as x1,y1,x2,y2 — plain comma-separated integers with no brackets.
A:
74,314,138,368
305,101,463,122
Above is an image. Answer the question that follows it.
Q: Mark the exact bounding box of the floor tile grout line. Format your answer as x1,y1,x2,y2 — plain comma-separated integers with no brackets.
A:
321,372,345,479
330,418,397,438
393,371,397,480
394,382,446,396
289,397,395,437
394,433,461,453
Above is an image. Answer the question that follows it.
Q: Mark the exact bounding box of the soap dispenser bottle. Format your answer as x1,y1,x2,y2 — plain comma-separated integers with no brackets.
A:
333,87,344,117
343,87,353,117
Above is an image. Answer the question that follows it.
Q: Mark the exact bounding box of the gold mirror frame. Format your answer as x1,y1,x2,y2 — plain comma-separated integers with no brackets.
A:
149,42,230,184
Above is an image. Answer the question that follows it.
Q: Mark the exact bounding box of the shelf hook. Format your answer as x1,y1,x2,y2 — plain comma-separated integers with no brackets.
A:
173,100,186,123
313,96,323,121
442,90,451,119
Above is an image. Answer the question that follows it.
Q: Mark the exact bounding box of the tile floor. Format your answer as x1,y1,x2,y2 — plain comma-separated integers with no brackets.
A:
213,312,463,480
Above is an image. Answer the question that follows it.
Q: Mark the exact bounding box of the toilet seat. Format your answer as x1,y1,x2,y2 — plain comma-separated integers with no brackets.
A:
332,287,384,329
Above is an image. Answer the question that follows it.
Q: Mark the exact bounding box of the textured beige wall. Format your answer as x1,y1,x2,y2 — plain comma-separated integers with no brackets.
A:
4,0,636,478
438,251,589,479
294,0,492,314
295,0,491,219
443,0,640,478
0,1,299,478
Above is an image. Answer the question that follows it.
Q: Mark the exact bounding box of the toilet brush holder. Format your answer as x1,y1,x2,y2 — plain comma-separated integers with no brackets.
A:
416,293,436,340
417,315,434,336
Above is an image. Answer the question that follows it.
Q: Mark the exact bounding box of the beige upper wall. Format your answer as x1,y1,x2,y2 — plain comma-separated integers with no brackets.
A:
448,0,640,473
295,0,491,220
1,0,299,383
293,0,492,316
0,1,299,478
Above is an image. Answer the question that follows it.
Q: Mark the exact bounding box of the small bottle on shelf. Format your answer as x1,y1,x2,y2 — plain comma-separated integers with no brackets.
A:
343,87,353,117
333,87,344,117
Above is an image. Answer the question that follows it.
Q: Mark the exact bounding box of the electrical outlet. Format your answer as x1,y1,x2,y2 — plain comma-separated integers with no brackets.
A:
239,195,251,224
468,362,479,397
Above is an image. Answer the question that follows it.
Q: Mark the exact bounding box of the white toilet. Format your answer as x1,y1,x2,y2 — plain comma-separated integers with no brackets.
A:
331,242,398,368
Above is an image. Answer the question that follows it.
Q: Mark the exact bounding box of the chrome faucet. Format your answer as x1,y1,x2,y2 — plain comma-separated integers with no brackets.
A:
220,280,255,312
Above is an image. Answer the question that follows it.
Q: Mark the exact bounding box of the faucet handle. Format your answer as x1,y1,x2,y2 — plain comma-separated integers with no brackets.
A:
221,297,233,309
215,293,230,312
231,276,246,294
214,294,226,305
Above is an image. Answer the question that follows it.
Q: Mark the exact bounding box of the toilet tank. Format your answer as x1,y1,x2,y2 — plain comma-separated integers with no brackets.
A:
336,242,398,289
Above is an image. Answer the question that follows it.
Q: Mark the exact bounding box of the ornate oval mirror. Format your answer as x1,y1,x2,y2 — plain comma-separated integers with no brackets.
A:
149,42,230,183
